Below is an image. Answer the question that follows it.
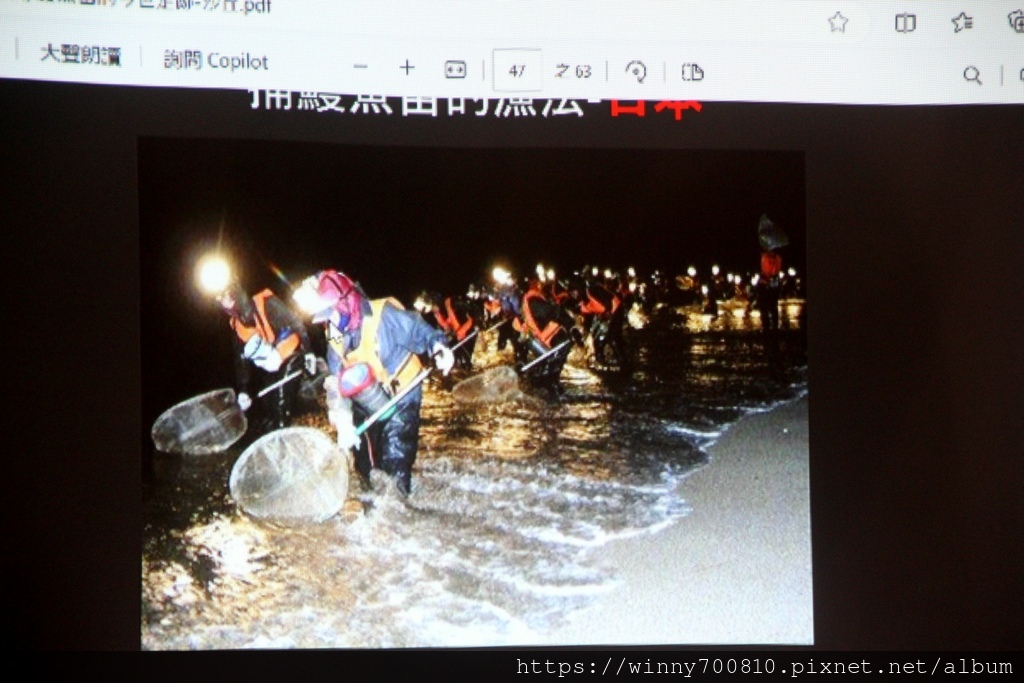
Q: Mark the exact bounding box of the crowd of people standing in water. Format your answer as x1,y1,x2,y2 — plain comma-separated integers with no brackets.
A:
200,250,799,495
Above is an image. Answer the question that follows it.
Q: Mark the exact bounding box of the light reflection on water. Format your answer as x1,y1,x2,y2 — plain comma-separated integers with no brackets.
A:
142,300,806,649
679,298,804,334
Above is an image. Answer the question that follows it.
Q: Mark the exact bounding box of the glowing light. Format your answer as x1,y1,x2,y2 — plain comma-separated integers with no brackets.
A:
196,254,232,295
546,268,555,281
711,265,720,276
492,266,512,286
627,267,636,278
628,281,637,292
687,266,697,277
591,267,599,277
751,274,760,286
292,275,327,316
701,285,708,295
788,268,797,277
603,269,612,279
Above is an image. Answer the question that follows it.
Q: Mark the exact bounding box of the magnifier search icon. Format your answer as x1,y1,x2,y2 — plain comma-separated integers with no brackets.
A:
963,66,982,85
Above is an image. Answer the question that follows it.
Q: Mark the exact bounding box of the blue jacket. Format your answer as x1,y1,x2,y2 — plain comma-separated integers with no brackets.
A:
326,298,446,377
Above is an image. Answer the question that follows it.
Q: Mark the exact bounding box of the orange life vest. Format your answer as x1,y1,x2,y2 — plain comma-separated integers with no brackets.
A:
432,308,452,333
579,290,620,317
330,298,423,394
445,298,474,341
229,289,301,360
521,289,561,346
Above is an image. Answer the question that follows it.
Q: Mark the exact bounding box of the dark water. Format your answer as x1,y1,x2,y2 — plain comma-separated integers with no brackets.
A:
142,300,807,648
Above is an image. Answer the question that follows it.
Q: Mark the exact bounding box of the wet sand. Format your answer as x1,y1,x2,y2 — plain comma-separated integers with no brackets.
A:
545,396,812,646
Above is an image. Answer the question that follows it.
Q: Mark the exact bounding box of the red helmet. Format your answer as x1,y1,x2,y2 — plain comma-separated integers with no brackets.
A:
312,270,363,330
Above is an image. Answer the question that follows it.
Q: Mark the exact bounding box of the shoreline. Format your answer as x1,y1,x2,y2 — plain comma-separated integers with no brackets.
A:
544,395,812,646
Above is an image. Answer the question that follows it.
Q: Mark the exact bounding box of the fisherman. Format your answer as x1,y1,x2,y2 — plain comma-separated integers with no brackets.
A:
701,283,719,317
481,290,504,331
758,247,783,332
215,280,317,430
429,293,478,370
294,270,454,495
514,278,579,385
492,281,528,364
566,275,627,367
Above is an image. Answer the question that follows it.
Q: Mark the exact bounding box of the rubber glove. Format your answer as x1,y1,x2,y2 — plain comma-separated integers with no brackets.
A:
335,417,360,451
254,348,283,372
328,403,360,450
432,342,455,376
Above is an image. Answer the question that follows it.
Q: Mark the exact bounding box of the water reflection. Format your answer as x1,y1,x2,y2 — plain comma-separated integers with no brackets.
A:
680,298,804,334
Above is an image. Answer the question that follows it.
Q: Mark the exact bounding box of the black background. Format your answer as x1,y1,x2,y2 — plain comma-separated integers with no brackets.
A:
3,80,1022,653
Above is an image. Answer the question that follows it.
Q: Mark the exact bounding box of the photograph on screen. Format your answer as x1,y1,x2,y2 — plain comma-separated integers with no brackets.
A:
140,138,810,648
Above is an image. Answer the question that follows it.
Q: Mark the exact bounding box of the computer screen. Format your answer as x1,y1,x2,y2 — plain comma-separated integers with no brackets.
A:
4,0,1021,659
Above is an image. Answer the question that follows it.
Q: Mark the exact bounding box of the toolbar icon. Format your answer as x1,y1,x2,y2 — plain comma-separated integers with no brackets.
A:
829,12,848,33
681,63,704,81
952,12,973,33
895,13,917,33
445,60,467,79
1009,10,1024,33
625,60,647,83
963,65,982,85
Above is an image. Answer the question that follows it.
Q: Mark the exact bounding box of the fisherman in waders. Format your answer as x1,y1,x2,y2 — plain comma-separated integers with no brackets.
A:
758,248,783,332
215,281,318,431
491,281,528,364
566,276,627,367
295,270,454,495
514,278,579,386
428,293,478,370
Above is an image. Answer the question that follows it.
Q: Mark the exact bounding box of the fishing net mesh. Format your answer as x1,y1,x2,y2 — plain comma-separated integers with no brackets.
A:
151,388,247,455
452,366,525,404
229,427,350,523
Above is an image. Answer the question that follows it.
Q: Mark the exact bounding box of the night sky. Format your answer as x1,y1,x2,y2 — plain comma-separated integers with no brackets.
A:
139,138,805,423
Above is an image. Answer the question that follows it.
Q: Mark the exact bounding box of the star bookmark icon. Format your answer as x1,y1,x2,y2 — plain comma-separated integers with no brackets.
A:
952,12,974,33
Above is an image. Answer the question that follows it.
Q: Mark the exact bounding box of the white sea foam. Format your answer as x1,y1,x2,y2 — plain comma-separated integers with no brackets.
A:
663,422,723,441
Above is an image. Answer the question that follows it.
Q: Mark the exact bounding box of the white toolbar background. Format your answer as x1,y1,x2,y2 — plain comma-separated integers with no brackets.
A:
1,1,1022,104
